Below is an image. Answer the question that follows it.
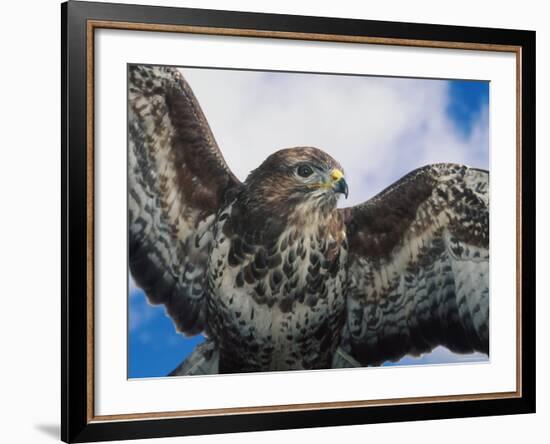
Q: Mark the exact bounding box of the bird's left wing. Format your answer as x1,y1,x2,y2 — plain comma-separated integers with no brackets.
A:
338,164,489,366
128,65,241,336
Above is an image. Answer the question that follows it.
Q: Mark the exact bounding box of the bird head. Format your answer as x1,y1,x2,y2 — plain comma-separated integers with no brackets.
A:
244,147,348,214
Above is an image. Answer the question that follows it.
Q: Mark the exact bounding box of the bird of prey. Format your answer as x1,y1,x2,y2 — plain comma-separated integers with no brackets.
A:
128,65,489,375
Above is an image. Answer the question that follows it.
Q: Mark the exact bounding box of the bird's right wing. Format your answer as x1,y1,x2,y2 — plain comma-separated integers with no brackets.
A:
129,65,241,335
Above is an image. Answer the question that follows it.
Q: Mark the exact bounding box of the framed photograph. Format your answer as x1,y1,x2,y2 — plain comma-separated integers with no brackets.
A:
62,1,535,442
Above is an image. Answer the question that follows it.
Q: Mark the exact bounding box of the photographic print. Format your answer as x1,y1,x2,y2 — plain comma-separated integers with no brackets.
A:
128,65,489,378
63,3,534,440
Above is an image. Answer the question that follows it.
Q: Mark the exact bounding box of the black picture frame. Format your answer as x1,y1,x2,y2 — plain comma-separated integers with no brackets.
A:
61,1,536,442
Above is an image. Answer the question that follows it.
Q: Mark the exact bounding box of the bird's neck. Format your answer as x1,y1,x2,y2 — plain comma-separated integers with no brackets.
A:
228,193,346,256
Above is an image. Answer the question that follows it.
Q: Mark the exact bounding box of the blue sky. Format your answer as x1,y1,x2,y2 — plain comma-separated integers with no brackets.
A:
448,81,490,136
128,285,204,378
128,69,489,379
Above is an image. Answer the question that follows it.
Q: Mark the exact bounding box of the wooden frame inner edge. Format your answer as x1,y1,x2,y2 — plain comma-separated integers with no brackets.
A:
85,19,523,423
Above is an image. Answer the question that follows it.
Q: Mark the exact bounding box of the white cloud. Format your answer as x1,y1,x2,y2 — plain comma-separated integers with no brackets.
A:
386,346,488,366
179,68,488,207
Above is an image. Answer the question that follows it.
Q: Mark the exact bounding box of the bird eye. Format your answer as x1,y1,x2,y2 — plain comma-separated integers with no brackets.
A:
297,165,313,178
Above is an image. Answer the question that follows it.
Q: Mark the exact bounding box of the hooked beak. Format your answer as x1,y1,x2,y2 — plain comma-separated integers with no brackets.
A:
330,169,349,199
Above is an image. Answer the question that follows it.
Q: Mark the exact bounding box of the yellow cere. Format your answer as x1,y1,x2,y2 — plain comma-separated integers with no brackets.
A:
331,169,344,182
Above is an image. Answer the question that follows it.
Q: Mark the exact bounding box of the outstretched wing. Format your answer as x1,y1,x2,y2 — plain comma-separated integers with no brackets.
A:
339,164,489,366
128,65,241,335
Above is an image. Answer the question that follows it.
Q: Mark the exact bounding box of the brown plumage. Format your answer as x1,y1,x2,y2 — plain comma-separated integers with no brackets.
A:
128,65,489,374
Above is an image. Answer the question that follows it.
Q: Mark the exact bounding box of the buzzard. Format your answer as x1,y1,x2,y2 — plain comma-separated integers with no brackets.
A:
128,65,489,375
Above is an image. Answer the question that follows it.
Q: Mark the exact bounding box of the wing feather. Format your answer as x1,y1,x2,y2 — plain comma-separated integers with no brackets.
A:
339,164,489,366
128,65,241,335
